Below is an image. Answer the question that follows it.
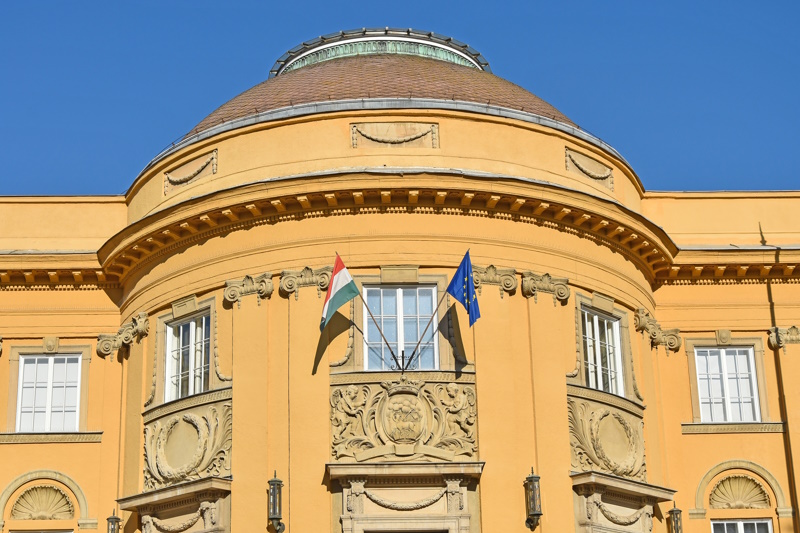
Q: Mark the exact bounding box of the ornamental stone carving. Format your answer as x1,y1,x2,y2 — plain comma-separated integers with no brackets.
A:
11,485,74,520
223,273,273,307
279,266,332,300
143,403,232,491
351,122,439,148
141,501,217,533
634,308,681,351
709,475,770,509
472,265,517,297
768,326,800,351
521,271,570,304
565,147,614,190
330,376,477,462
568,399,646,481
97,312,149,357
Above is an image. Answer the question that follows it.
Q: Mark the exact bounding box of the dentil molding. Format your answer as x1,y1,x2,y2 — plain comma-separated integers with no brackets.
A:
97,312,149,357
634,308,681,351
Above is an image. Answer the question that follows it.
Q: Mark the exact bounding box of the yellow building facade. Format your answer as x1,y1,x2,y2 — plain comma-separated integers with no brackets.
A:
1,29,799,533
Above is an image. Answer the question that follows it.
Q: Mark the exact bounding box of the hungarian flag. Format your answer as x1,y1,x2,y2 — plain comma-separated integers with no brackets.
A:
320,254,360,332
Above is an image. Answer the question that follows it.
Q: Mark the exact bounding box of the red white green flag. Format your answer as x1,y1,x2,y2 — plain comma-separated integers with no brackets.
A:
320,254,360,332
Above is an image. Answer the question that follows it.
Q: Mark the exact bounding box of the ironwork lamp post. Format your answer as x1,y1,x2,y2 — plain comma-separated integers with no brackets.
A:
668,502,683,533
106,509,121,533
268,471,286,533
524,468,542,530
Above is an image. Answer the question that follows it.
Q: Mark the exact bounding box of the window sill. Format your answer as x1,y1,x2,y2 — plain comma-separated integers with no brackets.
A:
0,431,102,444
681,422,784,434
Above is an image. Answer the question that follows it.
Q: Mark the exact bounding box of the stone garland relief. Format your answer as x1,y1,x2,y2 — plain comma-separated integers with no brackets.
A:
10,485,74,520
330,376,477,462
346,478,463,514
279,266,332,300
583,492,653,533
634,308,681,352
163,149,217,195
141,501,217,533
565,147,614,190
568,399,646,481
143,403,232,491
97,312,149,357
709,475,770,509
351,122,439,149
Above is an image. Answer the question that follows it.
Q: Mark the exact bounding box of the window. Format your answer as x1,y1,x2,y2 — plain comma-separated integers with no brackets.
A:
581,307,624,396
695,347,760,423
165,311,211,401
712,519,772,533
363,285,438,371
16,355,81,432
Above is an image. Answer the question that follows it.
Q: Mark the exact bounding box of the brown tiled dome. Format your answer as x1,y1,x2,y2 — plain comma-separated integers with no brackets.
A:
188,54,576,136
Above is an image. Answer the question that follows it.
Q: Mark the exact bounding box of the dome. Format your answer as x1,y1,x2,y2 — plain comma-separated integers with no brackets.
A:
187,29,577,138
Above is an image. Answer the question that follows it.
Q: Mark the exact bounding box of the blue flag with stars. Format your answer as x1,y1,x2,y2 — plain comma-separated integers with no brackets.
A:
447,251,481,327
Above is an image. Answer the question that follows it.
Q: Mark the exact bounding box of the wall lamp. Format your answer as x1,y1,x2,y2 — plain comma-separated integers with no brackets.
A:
668,502,683,533
524,468,542,530
268,471,286,533
106,509,121,533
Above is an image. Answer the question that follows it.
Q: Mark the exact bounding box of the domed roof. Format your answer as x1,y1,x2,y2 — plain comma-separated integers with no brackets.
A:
188,31,577,137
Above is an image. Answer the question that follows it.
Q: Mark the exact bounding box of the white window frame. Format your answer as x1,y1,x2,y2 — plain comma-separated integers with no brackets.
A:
165,310,211,402
362,285,440,371
16,354,82,433
581,306,624,396
711,519,772,533
695,346,761,423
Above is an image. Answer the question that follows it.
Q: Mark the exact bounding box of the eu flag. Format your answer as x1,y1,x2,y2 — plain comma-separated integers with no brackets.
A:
447,251,481,327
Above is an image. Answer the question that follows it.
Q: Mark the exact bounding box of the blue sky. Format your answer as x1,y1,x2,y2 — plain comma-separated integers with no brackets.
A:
1,2,798,195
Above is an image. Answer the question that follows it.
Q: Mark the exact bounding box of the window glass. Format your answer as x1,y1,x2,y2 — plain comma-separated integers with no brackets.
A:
17,355,81,432
581,307,624,396
695,347,760,423
166,312,211,401
363,285,438,371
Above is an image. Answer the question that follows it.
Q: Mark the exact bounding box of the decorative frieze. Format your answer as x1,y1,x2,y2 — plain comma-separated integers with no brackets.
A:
634,308,681,351
11,485,74,520
768,326,800,351
279,266,332,300
521,271,570,304
330,376,477,462
143,402,232,491
472,265,517,297
97,312,149,357
223,273,273,307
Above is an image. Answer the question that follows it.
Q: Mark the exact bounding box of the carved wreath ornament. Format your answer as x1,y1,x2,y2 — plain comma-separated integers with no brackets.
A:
330,376,477,462
568,399,646,480
143,403,232,490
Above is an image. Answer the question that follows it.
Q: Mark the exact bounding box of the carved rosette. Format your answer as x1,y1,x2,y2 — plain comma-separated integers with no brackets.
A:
472,265,517,297
143,403,232,491
568,399,646,481
224,273,273,307
10,485,74,520
709,475,770,509
97,312,149,357
279,266,332,300
768,326,800,351
330,376,477,462
634,308,681,351
521,272,570,304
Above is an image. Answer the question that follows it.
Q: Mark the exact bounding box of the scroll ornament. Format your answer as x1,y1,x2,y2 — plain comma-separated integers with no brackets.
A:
279,266,332,300
97,312,149,357
143,403,232,491
768,326,800,351
521,272,570,304
330,377,477,462
634,308,681,351
11,485,74,520
141,501,216,533
568,399,646,481
224,273,273,307
472,265,517,297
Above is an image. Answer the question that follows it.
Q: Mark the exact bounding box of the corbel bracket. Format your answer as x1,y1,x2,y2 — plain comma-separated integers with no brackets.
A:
97,312,149,357
634,308,681,351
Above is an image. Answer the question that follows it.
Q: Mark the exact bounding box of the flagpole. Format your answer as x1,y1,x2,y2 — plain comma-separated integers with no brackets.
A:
357,292,403,371
404,289,449,371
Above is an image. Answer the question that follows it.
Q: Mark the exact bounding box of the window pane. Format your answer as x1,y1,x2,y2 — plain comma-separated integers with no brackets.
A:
744,523,756,533
403,289,417,315
367,345,383,370
383,289,397,315
712,524,726,533
383,318,397,343
419,288,433,315
366,289,380,314
756,523,770,533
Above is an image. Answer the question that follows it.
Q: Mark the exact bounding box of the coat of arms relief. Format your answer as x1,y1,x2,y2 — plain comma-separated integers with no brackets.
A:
330,375,477,462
